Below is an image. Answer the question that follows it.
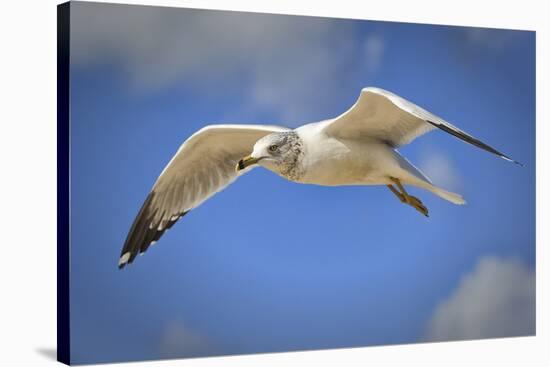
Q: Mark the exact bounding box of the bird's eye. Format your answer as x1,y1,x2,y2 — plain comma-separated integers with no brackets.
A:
268,144,278,152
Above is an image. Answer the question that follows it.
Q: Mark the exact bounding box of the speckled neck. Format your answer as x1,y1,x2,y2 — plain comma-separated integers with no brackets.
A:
278,131,305,181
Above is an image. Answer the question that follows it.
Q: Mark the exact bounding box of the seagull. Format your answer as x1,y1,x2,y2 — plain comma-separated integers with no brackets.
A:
118,87,520,268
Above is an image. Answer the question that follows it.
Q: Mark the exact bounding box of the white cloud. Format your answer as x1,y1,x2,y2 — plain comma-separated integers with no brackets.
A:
424,256,535,342
463,28,518,51
158,321,214,358
419,150,463,191
70,2,383,123
364,34,384,73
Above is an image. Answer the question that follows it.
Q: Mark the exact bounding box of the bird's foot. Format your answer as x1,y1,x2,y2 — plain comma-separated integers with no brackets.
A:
406,195,429,217
387,180,429,217
395,192,407,203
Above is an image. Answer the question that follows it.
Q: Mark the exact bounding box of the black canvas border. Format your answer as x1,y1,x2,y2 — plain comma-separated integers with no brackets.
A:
57,1,71,365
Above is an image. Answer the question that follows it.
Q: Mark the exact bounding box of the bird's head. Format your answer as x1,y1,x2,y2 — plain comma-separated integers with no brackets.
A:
236,131,304,180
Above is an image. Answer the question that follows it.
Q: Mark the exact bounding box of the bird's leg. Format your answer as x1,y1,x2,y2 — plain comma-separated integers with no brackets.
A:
388,178,429,217
387,184,407,203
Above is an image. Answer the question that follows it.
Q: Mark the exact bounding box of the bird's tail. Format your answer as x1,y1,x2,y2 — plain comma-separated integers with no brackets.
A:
429,186,466,205
391,150,466,205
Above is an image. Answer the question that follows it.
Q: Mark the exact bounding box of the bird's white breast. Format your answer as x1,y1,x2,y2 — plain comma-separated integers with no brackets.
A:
295,122,396,186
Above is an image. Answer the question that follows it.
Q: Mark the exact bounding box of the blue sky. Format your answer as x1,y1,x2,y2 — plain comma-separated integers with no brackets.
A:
68,2,535,364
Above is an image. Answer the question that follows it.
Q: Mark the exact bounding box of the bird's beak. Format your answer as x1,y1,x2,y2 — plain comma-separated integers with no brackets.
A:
236,155,260,171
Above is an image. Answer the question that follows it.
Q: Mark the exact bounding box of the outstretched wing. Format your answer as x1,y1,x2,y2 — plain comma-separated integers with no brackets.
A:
323,87,519,163
119,124,289,268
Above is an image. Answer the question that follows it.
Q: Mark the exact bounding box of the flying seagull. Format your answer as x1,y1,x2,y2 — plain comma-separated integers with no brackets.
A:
119,87,520,268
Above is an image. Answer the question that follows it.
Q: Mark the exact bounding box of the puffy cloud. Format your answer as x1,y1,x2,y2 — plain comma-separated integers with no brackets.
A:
419,150,463,191
158,321,215,358
364,34,384,73
70,2,383,123
424,257,535,342
462,27,520,51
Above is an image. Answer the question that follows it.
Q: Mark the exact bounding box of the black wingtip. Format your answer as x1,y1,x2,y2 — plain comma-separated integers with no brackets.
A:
426,120,524,168
502,155,524,167
118,251,132,269
119,190,191,269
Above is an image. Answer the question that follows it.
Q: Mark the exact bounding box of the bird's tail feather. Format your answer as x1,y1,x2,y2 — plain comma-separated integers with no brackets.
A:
430,186,466,205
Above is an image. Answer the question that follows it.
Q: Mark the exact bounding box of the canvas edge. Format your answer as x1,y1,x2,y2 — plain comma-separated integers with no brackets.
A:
57,1,71,365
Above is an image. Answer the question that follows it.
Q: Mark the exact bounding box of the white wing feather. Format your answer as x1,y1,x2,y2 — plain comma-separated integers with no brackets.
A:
323,87,519,163
119,124,289,267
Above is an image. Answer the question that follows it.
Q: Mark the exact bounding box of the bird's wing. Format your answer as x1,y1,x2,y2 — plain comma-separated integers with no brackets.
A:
119,124,289,268
323,87,519,163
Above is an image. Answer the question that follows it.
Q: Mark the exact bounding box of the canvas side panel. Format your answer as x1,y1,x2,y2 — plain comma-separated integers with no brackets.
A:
57,2,71,365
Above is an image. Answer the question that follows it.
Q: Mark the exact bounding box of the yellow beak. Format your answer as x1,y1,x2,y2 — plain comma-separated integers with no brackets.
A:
236,155,260,171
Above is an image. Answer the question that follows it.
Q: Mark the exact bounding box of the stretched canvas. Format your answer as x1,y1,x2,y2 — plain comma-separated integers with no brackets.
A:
57,1,536,365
